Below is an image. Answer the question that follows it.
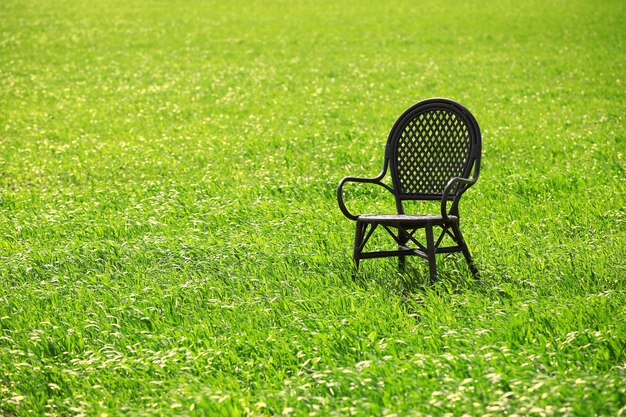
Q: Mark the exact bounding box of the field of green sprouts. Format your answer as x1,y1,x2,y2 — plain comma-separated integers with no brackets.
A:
1,0,625,415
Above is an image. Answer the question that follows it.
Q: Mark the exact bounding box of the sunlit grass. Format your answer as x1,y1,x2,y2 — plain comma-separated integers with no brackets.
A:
1,0,625,415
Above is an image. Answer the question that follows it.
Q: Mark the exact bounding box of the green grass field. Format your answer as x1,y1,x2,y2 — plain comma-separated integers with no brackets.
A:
1,0,625,415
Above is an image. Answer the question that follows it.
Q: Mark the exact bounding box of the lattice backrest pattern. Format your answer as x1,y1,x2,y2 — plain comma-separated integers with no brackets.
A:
394,109,472,195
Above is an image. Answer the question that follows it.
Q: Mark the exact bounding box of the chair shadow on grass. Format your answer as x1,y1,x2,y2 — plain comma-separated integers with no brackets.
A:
351,255,480,298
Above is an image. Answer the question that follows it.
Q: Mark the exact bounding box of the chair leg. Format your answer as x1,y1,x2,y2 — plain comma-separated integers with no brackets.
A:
451,223,479,278
425,223,437,282
398,228,407,273
352,221,365,280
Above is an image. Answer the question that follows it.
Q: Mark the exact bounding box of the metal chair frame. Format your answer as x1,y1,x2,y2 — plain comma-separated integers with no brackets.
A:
337,98,482,282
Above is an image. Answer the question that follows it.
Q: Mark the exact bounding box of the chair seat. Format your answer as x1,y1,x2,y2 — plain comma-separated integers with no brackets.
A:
357,214,458,226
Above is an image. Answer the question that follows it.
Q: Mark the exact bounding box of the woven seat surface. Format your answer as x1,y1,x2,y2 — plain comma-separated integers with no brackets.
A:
358,214,458,225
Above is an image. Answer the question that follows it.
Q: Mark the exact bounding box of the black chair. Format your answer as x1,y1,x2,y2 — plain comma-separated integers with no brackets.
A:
337,98,482,282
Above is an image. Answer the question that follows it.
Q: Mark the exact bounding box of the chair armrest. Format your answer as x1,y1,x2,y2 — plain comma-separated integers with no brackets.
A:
337,175,394,221
441,177,477,222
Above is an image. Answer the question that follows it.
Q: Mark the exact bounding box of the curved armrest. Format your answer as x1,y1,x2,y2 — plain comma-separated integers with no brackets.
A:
337,175,394,221
441,177,477,222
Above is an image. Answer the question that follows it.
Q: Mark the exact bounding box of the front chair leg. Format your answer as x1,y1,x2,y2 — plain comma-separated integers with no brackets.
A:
451,223,479,278
425,223,437,282
352,221,365,280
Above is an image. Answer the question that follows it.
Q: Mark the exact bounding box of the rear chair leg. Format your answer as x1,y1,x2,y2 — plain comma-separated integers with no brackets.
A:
398,228,407,273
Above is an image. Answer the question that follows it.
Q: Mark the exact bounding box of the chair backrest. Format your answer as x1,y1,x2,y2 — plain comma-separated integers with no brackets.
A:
385,98,481,202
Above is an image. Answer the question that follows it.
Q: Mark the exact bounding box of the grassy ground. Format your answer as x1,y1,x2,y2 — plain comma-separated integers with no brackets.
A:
1,0,625,415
